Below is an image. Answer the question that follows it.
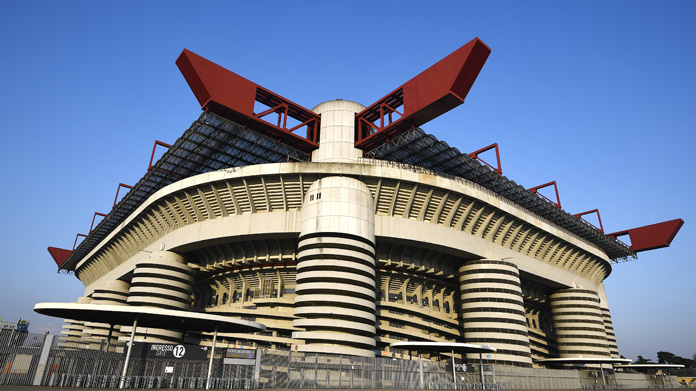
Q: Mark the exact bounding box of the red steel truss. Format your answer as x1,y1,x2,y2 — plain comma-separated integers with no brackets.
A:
73,233,87,251
89,212,107,234
573,209,604,233
607,219,684,253
355,38,491,150
113,183,133,209
469,143,502,175
177,49,320,153
148,140,171,171
528,181,561,209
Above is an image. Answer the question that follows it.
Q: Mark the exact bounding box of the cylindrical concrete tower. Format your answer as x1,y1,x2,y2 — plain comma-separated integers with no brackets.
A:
550,288,610,358
84,280,130,342
310,100,365,163
293,176,377,357
60,296,93,347
459,259,532,367
124,251,194,343
597,283,620,358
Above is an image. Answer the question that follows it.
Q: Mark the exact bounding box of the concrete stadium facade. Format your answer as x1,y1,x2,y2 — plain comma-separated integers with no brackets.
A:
63,99,622,368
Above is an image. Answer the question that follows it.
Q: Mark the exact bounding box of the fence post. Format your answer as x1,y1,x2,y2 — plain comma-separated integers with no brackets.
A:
287,349,292,389
254,349,261,383
314,353,318,389
419,356,424,390
32,334,53,386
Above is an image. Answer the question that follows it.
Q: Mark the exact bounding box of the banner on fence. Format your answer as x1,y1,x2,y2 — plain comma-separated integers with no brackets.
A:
445,362,476,373
225,348,256,359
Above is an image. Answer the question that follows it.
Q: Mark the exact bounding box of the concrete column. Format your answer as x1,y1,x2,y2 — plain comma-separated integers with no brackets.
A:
84,280,130,343
310,100,365,163
459,259,532,367
60,296,92,348
550,288,610,358
124,251,194,343
597,283,620,358
293,176,377,357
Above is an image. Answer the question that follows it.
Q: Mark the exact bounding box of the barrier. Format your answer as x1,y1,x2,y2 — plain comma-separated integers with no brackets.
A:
0,333,681,389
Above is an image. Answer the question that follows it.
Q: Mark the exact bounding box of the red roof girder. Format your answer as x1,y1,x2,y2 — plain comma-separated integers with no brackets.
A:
47,247,73,268
355,38,491,150
176,49,320,152
608,219,684,253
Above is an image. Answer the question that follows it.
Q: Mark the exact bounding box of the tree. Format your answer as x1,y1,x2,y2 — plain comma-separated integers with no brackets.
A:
636,355,653,364
657,351,676,364
656,351,696,368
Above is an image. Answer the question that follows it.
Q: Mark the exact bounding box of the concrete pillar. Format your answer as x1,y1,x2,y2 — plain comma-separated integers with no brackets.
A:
597,283,620,358
123,251,194,343
84,280,130,343
550,288,610,358
310,100,365,163
293,176,377,357
60,296,92,348
459,259,532,367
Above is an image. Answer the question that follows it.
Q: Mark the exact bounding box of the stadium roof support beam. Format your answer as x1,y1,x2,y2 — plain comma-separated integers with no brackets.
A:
148,140,171,171
89,212,107,234
176,49,320,153
574,209,604,233
355,37,491,151
607,219,684,253
469,143,502,175
73,233,87,251
113,183,133,209
529,181,561,209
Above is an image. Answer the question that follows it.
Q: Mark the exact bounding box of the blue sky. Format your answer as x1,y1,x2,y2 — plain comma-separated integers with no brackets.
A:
0,1,693,362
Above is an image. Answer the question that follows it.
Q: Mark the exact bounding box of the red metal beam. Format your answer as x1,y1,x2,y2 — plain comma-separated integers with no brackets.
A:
89,212,108,234
113,183,133,209
607,218,684,253
573,209,604,233
469,143,502,175
148,140,171,171
355,38,491,150
176,49,320,152
47,247,73,268
73,233,87,251
528,181,561,209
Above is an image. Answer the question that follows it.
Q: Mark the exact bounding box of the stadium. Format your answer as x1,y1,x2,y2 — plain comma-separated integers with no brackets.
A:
44,37,683,372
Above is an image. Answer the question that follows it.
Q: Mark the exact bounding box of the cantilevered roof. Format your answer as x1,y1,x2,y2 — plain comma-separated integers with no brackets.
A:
60,112,309,272
367,128,635,261
35,302,265,333
391,341,496,354
536,357,633,365
614,364,685,369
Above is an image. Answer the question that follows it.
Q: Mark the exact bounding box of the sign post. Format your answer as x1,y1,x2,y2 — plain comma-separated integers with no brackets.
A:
451,350,457,386
479,353,485,385
206,325,218,390
119,318,138,389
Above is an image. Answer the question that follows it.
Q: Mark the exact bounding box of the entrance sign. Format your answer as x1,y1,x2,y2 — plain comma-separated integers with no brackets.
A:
131,342,208,360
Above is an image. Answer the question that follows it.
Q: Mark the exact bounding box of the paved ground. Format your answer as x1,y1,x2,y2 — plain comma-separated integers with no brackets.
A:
0,387,682,391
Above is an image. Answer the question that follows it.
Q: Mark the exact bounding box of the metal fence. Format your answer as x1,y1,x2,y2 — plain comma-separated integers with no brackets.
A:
263,350,471,389
0,332,680,389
